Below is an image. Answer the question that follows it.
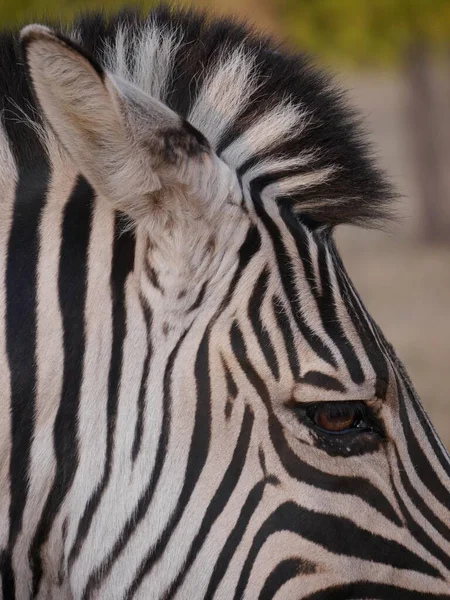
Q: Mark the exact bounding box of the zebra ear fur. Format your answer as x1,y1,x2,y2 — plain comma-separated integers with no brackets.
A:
20,25,231,225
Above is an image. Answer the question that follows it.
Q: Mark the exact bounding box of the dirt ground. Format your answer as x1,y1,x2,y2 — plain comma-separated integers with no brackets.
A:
336,71,450,449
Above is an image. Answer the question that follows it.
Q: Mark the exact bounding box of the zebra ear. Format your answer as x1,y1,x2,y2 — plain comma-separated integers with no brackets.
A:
20,25,232,224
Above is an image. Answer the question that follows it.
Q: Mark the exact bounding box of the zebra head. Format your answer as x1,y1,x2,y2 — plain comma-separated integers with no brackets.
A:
1,11,448,598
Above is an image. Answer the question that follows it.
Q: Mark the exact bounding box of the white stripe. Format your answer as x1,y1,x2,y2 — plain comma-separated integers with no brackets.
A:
189,48,257,148
264,167,335,201
0,119,17,553
135,24,181,101
221,101,308,169
102,25,132,81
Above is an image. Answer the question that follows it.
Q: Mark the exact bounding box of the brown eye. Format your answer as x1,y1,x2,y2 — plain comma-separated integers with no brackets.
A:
312,403,360,433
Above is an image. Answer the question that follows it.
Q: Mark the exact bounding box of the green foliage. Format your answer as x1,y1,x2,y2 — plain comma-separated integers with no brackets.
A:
0,0,152,26
279,0,450,67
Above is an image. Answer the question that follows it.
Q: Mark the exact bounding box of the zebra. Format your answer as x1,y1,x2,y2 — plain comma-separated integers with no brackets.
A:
0,4,449,599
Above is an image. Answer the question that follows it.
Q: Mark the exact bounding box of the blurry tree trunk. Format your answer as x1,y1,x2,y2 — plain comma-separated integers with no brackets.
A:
405,41,448,243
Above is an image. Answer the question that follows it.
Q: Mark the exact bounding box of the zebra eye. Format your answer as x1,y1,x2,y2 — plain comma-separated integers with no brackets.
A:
308,401,372,435
313,405,356,432
287,400,384,455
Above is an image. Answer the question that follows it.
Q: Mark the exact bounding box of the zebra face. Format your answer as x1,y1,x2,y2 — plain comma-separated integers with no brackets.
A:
215,210,450,598
2,14,448,599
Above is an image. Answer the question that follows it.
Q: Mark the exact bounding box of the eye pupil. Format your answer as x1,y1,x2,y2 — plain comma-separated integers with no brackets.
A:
314,405,356,432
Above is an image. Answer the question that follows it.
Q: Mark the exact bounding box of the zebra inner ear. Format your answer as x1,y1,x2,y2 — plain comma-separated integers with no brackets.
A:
20,25,238,227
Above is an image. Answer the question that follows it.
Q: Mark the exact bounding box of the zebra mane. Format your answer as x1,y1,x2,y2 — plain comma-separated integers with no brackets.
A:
0,5,394,228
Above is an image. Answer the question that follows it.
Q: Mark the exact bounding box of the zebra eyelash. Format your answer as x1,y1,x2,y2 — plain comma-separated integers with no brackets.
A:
287,400,385,457
313,401,382,434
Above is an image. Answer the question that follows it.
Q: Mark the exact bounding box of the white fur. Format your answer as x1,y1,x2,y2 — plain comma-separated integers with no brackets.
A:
0,118,16,553
221,101,308,168
189,47,258,148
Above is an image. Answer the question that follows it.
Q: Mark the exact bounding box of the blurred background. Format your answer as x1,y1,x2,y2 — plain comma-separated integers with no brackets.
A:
2,0,449,447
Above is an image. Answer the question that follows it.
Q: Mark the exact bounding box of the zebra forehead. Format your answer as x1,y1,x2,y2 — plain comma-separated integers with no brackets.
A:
1,5,394,229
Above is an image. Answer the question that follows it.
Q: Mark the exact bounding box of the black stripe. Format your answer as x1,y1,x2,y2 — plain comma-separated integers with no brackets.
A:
187,280,208,313
303,582,450,600
315,239,365,383
234,502,440,600
235,225,262,278
144,259,162,293
216,225,261,314
248,268,279,380
272,296,300,380
259,557,316,600
131,299,153,462
163,405,255,599
131,350,151,462
223,357,238,400
222,355,238,419
6,165,49,556
68,214,135,569
301,370,345,392
329,243,389,398
1,551,15,599
216,225,262,311
277,206,319,299
31,175,94,595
